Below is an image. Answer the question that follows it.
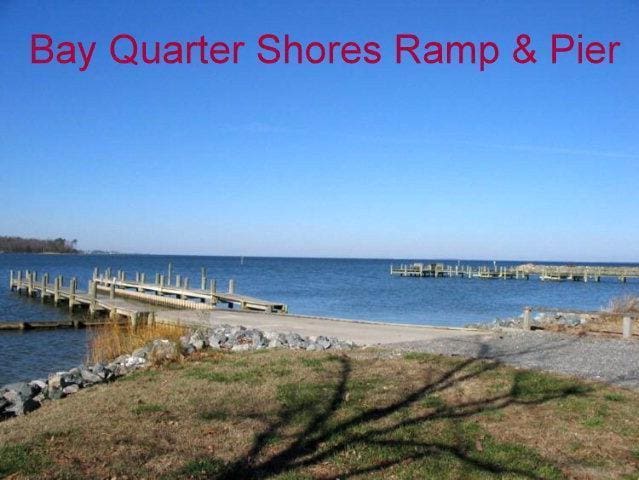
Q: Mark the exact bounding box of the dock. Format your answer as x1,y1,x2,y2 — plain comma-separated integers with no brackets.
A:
390,262,639,283
6,265,288,329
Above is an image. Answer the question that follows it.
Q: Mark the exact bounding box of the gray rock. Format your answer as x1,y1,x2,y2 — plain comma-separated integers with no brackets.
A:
62,384,80,395
125,356,146,368
62,369,83,386
2,382,39,416
316,336,332,349
91,363,114,382
207,332,227,349
189,331,207,351
285,333,308,349
229,325,246,336
29,379,47,394
2,382,33,400
132,345,151,359
80,368,103,385
47,373,65,400
33,393,46,404
149,339,179,364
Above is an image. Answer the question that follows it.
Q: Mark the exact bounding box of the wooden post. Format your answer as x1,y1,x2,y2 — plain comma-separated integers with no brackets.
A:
175,274,181,289
41,273,48,302
200,267,206,290
228,279,236,294
54,276,61,305
523,307,532,330
140,272,145,284
210,279,217,305
155,273,160,285
110,278,116,299
105,267,111,279
183,277,189,289
69,278,77,312
623,316,633,339
121,271,126,281
93,267,99,280
167,263,173,286
135,272,140,283
159,274,165,288
28,271,35,296
9,269,14,289
138,273,145,292
89,280,98,314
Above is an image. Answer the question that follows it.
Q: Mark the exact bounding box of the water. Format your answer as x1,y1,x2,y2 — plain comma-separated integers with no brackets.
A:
1,254,639,385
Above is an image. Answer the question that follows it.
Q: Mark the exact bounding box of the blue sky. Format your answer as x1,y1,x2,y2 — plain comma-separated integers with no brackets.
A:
1,1,637,261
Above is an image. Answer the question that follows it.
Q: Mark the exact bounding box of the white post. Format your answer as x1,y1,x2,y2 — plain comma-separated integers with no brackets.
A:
523,307,532,330
228,279,235,294
623,316,633,339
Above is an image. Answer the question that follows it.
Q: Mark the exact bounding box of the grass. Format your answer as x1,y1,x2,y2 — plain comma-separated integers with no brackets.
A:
86,320,186,364
1,349,638,479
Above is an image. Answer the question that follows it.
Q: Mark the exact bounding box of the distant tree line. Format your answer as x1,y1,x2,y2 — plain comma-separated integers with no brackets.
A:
0,236,78,253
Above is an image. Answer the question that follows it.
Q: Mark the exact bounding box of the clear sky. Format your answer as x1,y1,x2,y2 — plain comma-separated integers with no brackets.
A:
1,1,637,261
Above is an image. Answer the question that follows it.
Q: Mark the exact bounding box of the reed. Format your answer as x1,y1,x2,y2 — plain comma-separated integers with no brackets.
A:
87,320,187,365
607,295,639,314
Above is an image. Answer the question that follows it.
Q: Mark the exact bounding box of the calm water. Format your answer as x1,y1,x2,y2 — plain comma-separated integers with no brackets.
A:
2,254,639,384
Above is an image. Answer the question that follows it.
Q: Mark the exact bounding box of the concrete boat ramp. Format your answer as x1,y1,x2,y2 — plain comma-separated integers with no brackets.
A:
156,309,482,345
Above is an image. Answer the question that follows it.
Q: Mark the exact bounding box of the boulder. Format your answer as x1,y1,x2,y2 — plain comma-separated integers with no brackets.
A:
62,384,80,395
149,339,179,364
80,368,103,385
2,382,39,416
316,336,332,350
265,332,287,349
63,368,83,386
47,373,65,400
188,331,207,351
29,379,47,394
285,333,308,349
207,332,227,349
132,345,151,360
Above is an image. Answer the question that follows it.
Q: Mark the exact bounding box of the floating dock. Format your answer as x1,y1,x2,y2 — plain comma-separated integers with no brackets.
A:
5,265,288,330
390,262,639,283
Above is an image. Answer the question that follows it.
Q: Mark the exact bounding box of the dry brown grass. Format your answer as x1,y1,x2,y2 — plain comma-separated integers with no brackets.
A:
608,295,639,315
86,320,187,364
1,349,639,479
543,296,639,338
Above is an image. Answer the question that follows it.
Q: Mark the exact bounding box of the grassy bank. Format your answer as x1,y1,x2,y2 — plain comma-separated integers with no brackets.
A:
1,349,638,479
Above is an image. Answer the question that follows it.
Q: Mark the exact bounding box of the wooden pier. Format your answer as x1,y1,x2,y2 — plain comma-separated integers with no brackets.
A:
390,262,639,283
6,266,288,329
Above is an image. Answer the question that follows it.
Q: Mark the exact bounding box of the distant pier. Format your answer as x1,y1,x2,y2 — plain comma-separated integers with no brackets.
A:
390,262,639,283
5,265,287,330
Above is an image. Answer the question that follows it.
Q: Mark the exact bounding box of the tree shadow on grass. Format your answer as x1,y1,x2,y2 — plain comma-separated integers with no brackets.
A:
176,346,590,480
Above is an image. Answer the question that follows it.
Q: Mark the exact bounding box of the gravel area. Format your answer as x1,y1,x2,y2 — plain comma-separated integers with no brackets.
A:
386,330,639,390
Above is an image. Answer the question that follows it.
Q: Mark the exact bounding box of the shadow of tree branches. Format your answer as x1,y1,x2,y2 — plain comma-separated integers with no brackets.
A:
178,346,590,480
